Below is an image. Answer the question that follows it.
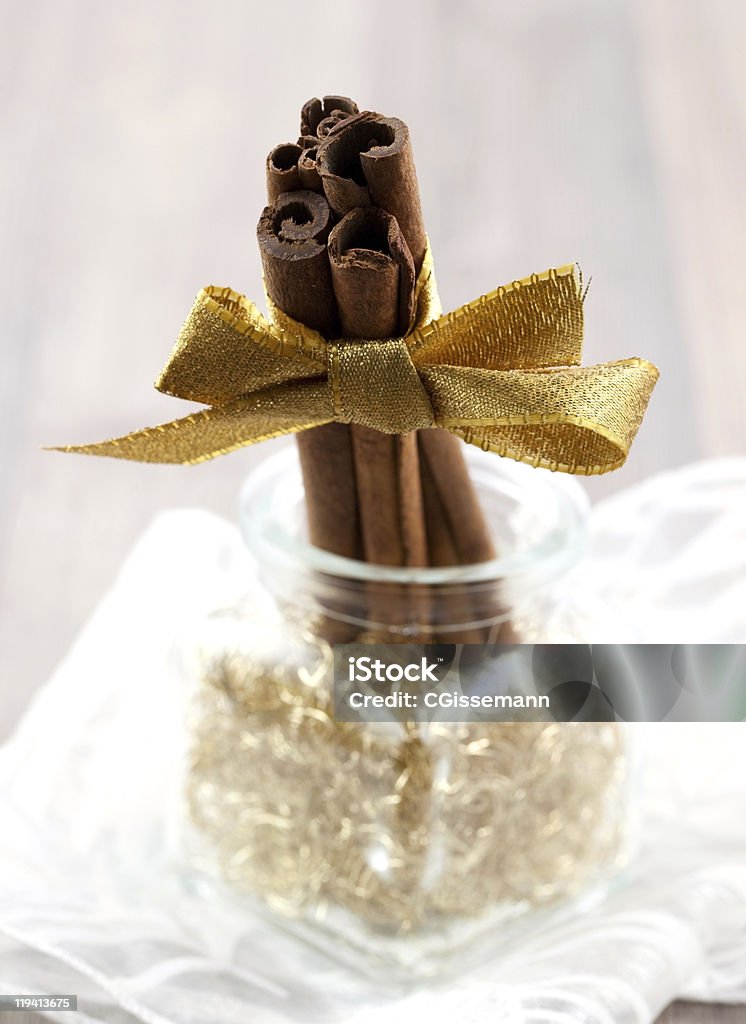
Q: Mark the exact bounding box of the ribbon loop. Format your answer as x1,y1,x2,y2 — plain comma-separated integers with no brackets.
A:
157,287,325,405
329,336,435,433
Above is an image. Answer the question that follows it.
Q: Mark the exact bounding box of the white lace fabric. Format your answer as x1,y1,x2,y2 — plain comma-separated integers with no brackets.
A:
1,458,745,1024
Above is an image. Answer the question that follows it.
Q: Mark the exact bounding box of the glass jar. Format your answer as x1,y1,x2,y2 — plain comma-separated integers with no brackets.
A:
182,446,637,978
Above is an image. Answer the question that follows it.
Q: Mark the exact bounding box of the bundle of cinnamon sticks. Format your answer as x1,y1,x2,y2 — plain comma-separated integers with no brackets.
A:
257,96,503,639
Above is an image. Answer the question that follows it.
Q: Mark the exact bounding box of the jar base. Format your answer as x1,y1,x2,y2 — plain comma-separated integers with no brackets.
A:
178,837,628,983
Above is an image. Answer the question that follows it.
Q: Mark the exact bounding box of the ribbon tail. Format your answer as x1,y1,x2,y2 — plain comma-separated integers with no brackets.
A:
50,382,333,465
424,358,660,476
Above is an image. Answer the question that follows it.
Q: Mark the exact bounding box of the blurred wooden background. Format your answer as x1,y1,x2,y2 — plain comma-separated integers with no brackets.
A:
1,1,744,1019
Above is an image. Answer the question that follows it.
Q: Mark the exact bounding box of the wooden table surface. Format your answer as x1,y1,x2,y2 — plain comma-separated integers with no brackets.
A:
2,1,744,1021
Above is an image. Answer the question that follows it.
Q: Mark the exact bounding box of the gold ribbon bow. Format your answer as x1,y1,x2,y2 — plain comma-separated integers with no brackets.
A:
58,248,658,474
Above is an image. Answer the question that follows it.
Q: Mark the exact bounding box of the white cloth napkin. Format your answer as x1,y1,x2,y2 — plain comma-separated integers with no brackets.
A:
1,458,745,1024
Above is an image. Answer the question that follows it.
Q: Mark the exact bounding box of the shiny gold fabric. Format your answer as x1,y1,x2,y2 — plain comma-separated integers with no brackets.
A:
56,249,659,475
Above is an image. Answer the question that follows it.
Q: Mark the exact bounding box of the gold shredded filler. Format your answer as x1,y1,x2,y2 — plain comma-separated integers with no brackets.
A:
186,634,628,932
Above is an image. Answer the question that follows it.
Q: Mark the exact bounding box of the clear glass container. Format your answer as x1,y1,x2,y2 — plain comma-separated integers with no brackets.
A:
182,446,637,978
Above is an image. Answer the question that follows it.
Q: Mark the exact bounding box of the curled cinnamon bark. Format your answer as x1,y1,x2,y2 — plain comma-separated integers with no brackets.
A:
316,115,345,139
300,95,358,138
257,190,361,565
257,190,336,335
265,143,303,203
417,430,496,565
262,108,365,574
297,147,322,192
317,112,427,274
318,111,503,638
328,208,426,572
328,207,415,338
317,109,495,574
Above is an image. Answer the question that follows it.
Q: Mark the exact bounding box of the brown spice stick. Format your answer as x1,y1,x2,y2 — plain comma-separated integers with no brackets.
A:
317,112,496,574
418,430,500,643
262,101,367,571
262,101,508,641
328,208,426,571
317,111,427,274
257,190,335,329
417,430,496,564
256,189,362,563
318,110,512,640
297,147,322,192
327,207,416,341
417,448,460,568
265,143,304,203
300,95,359,139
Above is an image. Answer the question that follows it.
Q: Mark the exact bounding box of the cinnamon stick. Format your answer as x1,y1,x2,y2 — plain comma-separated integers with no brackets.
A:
318,108,510,641
317,112,496,568
257,189,362,563
297,147,322,192
328,208,426,570
417,430,496,564
328,208,429,636
317,111,427,273
262,102,367,571
328,207,415,340
257,190,335,330
300,95,358,139
418,430,502,642
265,143,304,203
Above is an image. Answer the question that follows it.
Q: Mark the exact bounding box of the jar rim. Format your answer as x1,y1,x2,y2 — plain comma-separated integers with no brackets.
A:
239,445,589,587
